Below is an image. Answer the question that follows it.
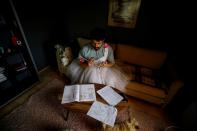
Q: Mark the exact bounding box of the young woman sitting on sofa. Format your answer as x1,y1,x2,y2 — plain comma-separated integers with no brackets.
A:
66,27,129,90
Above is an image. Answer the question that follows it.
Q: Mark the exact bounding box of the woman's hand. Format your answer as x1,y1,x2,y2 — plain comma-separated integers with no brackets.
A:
88,57,95,66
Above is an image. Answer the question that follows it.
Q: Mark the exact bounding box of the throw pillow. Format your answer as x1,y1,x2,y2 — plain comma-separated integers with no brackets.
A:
77,37,91,48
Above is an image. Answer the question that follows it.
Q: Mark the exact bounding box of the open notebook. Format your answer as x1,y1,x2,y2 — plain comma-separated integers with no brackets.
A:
61,84,96,104
97,86,123,106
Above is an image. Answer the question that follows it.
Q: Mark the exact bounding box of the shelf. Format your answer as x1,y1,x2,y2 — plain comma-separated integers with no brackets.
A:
0,79,12,90
0,0,39,107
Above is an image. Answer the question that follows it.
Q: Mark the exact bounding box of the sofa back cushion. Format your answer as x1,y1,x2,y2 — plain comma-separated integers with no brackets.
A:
116,44,167,69
77,37,117,51
77,37,91,48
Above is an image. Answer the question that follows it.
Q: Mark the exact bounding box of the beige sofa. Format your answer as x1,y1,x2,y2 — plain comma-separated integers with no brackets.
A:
55,37,184,107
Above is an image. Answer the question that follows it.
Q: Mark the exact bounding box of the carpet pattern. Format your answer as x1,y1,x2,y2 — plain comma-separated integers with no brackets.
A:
0,78,171,131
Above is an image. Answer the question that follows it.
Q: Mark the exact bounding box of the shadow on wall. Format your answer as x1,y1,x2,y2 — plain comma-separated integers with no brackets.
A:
43,41,58,69
42,20,70,69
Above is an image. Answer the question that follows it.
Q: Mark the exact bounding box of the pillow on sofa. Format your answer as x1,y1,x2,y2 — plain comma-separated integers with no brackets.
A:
136,66,162,88
139,66,161,87
116,60,162,88
77,37,91,48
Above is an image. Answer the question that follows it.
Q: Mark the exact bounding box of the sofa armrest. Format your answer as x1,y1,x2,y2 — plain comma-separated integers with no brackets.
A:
165,80,184,104
161,62,184,106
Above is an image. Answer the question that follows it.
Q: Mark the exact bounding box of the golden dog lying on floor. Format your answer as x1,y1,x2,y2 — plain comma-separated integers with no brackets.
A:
101,117,139,131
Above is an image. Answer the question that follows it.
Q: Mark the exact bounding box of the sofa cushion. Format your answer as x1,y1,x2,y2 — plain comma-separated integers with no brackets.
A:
115,44,167,69
125,82,167,99
115,59,136,81
77,37,91,48
122,82,167,105
138,66,162,87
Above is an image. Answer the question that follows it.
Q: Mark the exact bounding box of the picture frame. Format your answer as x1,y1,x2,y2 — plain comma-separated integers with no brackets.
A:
108,0,141,28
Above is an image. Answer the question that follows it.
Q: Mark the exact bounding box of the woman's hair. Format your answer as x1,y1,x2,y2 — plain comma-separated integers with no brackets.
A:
90,27,106,41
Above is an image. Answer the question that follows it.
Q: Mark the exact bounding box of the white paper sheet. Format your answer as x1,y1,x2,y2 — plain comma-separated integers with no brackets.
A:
97,86,123,106
87,101,117,127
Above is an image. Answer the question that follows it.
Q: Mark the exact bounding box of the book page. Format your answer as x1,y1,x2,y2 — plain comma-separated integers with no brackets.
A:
61,85,78,104
87,101,117,127
75,85,80,101
97,86,123,106
79,84,96,102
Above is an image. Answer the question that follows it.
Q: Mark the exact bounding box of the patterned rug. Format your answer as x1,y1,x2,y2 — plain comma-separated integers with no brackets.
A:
0,78,171,131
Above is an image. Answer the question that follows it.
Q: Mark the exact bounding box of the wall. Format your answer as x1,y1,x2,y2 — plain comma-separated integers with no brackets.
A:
64,0,171,50
11,0,66,70
12,0,174,70
12,0,194,79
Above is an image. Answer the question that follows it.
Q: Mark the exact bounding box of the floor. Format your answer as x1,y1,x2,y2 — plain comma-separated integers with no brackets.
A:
0,66,173,127
0,66,62,118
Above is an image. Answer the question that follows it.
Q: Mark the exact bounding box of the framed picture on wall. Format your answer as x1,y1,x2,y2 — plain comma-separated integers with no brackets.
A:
108,0,141,28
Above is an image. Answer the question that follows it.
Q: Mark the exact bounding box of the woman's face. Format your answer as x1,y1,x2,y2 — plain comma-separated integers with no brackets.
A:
91,40,104,50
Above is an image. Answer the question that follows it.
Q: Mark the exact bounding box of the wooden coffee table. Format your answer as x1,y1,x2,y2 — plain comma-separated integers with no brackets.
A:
58,83,129,120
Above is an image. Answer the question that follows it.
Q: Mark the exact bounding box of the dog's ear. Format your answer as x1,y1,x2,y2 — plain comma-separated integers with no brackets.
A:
54,44,63,50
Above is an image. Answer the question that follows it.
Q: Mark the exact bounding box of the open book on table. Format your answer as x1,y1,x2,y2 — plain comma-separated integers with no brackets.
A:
61,84,96,104
87,101,117,127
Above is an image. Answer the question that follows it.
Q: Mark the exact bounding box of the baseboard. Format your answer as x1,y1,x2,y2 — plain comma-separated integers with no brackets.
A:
38,66,50,75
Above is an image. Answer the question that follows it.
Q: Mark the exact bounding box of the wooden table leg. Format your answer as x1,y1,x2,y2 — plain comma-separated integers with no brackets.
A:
63,109,69,121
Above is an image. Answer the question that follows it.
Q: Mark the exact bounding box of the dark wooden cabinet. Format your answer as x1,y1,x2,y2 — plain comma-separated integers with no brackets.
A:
0,0,39,107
